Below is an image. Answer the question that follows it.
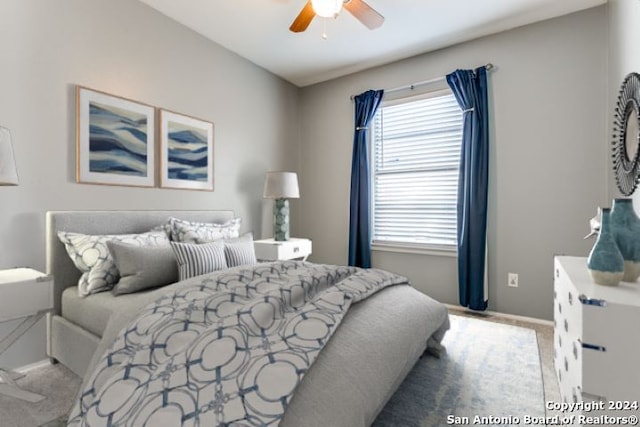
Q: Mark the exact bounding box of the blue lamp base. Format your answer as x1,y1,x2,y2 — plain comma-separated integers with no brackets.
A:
273,198,290,241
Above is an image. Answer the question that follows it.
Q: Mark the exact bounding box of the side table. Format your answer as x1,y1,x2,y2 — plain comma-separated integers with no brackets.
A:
0,268,54,402
254,238,312,261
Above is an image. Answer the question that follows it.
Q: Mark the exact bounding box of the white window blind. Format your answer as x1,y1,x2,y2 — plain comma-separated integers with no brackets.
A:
371,90,463,248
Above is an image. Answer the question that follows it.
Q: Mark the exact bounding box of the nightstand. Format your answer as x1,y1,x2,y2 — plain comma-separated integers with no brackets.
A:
254,238,312,261
0,268,54,402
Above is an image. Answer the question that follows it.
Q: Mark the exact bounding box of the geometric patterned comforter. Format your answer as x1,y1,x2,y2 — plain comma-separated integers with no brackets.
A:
67,261,410,426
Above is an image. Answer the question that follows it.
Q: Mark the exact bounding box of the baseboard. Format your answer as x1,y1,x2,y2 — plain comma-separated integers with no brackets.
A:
14,359,51,374
445,304,553,326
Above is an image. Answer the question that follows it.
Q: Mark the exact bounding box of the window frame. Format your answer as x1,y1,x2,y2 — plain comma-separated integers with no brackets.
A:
369,87,461,256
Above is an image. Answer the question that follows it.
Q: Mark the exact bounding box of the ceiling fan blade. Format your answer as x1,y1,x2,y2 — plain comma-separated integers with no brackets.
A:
290,0,316,32
344,0,384,30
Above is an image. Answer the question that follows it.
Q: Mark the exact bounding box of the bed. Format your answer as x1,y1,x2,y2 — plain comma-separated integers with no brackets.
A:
46,210,449,426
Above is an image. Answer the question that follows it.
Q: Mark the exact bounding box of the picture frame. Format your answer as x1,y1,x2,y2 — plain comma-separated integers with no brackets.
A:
76,86,155,187
159,109,214,191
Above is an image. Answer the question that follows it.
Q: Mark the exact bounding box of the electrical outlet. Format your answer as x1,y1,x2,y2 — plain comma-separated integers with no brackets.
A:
508,273,519,288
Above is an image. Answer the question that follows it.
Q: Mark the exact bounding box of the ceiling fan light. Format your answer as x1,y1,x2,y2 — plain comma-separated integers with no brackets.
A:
311,0,342,18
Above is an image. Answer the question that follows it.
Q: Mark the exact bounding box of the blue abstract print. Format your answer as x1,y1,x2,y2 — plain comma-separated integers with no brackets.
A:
88,102,148,177
167,121,208,182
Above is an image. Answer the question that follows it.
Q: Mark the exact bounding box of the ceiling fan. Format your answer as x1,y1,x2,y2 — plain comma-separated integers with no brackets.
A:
289,0,384,33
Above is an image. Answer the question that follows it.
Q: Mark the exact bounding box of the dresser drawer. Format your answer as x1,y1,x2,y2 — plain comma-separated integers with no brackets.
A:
254,238,312,261
277,240,310,260
581,302,640,400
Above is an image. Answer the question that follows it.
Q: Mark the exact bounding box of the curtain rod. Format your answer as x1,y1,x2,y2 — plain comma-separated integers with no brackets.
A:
350,63,494,100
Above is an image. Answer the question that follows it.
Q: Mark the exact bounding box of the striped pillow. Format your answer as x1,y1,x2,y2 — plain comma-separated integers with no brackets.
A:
224,239,257,267
170,240,227,281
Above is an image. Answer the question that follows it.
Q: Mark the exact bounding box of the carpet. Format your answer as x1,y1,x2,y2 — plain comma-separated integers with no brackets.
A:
0,363,80,427
373,314,546,426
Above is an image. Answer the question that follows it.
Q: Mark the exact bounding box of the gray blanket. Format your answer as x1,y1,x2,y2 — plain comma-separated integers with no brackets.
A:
67,261,413,426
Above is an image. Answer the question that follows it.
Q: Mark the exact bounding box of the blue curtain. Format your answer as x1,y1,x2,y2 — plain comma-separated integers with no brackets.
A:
348,89,384,268
446,67,489,311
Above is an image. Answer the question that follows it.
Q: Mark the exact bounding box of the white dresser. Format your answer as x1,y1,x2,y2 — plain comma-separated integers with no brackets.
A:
554,256,640,419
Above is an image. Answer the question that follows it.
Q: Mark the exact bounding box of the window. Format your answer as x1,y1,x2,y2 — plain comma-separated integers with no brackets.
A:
371,89,463,251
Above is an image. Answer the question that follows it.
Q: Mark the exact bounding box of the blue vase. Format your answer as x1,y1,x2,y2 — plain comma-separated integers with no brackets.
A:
610,198,640,282
587,208,624,286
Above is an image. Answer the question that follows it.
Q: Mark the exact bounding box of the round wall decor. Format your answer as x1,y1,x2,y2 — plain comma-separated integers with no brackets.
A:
613,72,640,196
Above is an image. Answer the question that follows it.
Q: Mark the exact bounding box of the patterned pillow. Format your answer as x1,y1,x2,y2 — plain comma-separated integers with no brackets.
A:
58,230,170,297
170,240,228,281
169,217,241,243
224,233,257,267
150,222,172,239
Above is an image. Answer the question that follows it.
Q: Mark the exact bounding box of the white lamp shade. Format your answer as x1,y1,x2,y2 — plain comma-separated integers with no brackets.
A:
263,172,300,199
0,127,18,186
311,0,343,17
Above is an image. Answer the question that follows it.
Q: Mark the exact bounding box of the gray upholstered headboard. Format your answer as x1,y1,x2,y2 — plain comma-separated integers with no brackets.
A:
46,210,235,315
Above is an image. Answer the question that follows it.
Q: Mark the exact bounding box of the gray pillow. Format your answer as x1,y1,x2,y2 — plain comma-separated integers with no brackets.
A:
224,233,257,267
107,241,178,295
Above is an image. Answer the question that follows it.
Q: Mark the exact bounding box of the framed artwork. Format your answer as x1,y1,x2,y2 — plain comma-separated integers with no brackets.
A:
159,109,214,191
76,86,155,187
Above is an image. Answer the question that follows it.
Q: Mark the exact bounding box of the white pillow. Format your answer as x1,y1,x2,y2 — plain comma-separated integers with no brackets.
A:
169,217,241,243
58,230,170,297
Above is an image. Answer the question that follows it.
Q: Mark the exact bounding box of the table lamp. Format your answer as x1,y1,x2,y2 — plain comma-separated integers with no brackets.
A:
263,172,299,241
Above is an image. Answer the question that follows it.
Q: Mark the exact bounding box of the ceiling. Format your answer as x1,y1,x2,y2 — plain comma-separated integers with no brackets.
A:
138,0,606,87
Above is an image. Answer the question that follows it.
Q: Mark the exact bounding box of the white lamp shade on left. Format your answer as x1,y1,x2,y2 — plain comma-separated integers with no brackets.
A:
0,126,18,186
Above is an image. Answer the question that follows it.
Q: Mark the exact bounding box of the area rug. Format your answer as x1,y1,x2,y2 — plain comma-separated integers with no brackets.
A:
373,314,546,427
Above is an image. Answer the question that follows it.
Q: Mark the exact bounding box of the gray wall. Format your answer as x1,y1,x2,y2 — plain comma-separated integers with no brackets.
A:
299,7,609,320
0,0,300,369
0,2,614,371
